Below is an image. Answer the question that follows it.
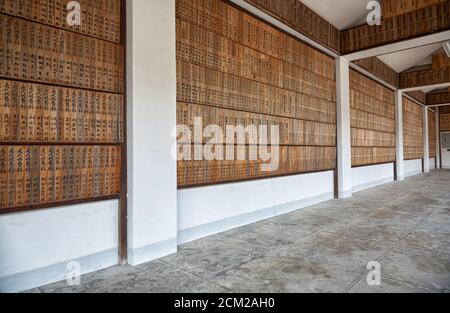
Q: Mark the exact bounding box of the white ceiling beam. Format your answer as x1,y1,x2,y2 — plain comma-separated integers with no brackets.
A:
342,30,450,61
401,82,450,93
427,103,450,108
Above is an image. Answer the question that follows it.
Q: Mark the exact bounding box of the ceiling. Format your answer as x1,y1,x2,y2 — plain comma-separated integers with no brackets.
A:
377,43,445,93
377,43,443,73
299,1,449,93
300,0,368,30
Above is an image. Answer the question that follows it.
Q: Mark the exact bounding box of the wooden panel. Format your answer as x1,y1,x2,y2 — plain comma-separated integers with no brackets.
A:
427,92,450,105
428,111,437,157
441,113,450,131
354,57,399,88
177,146,336,187
0,0,122,43
0,14,124,93
177,102,336,146
0,80,123,143
403,97,424,160
440,106,450,114
341,1,450,54
0,1,124,212
177,61,336,124
350,70,396,166
352,147,396,167
400,67,450,90
176,0,337,187
176,18,336,100
382,0,447,18
0,145,121,212
407,90,427,104
432,51,450,69
242,0,340,52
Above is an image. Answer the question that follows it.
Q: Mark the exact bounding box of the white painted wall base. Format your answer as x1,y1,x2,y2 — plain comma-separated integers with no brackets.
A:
442,157,450,169
404,159,423,177
178,171,335,245
430,157,436,170
0,200,119,293
0,249,117,293
127,239,177,267
351,163,394,193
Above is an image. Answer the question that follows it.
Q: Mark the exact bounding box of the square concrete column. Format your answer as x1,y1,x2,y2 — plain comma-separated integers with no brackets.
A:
336,58,352,199
395,91,405,181
436,112,441,169
423,107,430,173
126,0,178,265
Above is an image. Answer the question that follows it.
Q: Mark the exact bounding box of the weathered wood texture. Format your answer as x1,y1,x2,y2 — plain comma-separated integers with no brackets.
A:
0,0,124,212
350,70,396,167
176,0,337,187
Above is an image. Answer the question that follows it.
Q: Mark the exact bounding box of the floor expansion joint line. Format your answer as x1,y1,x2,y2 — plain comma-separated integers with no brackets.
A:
345,227,414,293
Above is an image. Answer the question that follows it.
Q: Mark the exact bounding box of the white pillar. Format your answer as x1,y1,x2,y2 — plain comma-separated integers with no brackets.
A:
336,58,352,199
436,112,441,169
395,91,405,181
423,107,430,173
126,0,178,266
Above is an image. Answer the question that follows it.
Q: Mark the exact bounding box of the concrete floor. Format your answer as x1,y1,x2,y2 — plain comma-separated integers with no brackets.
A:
29,170,450,293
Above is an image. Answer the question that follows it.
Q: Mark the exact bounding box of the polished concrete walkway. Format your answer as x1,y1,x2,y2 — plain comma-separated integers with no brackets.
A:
30,170,450,293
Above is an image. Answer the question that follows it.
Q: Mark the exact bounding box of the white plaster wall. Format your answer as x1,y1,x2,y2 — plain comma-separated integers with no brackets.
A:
0,200,119,292
178,171,335,244
442,149,450,169
442,132,450,169
351,163,394,193
404,159,423,177
126,0,178,265
430,157,436,170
